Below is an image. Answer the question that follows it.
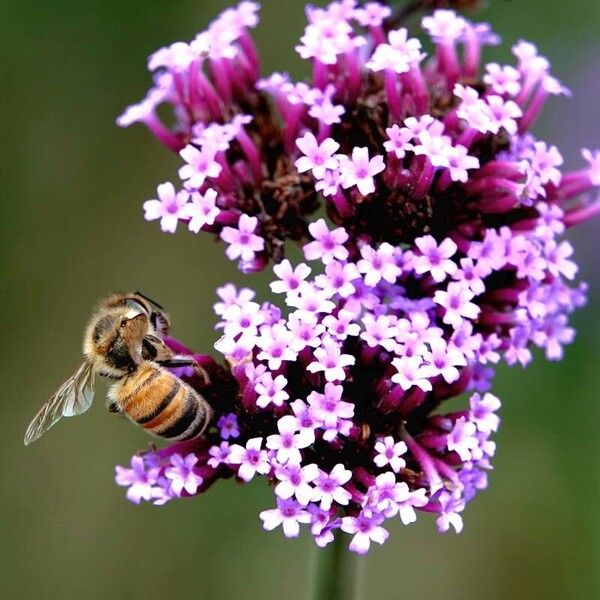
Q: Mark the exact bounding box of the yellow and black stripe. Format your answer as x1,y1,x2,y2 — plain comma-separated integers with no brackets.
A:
116,362,211,441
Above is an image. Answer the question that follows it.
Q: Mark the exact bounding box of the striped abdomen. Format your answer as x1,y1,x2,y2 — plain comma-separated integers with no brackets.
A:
113,362,212,441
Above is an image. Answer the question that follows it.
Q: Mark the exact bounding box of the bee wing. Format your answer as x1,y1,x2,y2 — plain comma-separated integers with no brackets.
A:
23,361,95,446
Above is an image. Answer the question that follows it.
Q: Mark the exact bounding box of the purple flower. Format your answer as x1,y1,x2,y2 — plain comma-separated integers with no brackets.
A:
315,260,360,298
582,148,600,185
256,323,297,370
446,417,480,461
255,372,289,408
307,337,356,382
312,464,352,510
469,393,501,434
270,260,311,295
115,1,598,553
384,124,414,159
364,472,411,518
207,441,232,468
217,413,240,439
357,243,402,287
220,214,265,264
355,3,391,27
303,219,349,264
307,383,354,430
412,236,458,283
397,488,428,525
391,356,433,392
422,9,466,43
228,437,270,482
339,147,385,196
259,498,311,538
322,309,360,341
115,456,160,504
143,182,189,233
185,188,220,233
341,511,389,555
433,282,480,328
178,144,222,189
445,145,480,182
484,63,521,96
266,415,314,464
273,462,319,506
164,453,204,497
436,491,465,533
374,436,408,473
295,133,340,180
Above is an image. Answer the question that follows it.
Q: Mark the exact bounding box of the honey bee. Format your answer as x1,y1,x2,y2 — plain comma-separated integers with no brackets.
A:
24,292,213,445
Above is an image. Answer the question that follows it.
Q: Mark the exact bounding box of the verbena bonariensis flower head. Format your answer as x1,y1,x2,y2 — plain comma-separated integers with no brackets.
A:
115,1,599,553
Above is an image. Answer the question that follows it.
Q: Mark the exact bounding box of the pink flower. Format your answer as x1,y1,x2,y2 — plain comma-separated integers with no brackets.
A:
143,182,189,233
256,323,297,370
581,148,600,185
115,456,160,504
391,356,434,392
422,9,466,43
469,392,501,434
164,454,204,497
373,436,408,473
445,145,480,183
384,124,414,159
220,214,265,263
228,437,270,482
354,3,391,27
357,243,402,287
255,372,290,408
433,282,481,328
307,338,356,383
312,464,352,510
260,498,311,538
412,236,458,282
484,63,521,97
273,462,319,506
446,417,479,461
341,511,389,554
295,133,340,180
185,188,220,233
178,144,222,189
270,260,311,295
339,147,385,196
267,415,314,464
303,219,349,263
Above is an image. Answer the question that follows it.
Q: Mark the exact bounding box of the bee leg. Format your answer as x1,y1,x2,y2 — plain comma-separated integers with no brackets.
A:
158,358,211,386
194,363,211,386
106,400,121,413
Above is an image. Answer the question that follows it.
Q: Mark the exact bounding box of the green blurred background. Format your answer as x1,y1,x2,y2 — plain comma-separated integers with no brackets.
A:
2,1,599,598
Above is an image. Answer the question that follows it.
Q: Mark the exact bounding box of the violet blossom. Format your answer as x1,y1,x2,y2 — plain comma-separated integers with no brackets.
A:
115,1,599,555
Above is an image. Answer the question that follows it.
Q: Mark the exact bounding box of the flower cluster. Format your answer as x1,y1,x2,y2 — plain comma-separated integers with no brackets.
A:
116,1,599,553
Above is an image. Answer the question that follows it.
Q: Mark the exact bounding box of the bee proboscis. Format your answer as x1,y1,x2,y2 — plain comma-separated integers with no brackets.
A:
24,292,213,446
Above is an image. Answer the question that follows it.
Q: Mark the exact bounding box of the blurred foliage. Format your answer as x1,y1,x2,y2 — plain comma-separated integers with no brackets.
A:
1,1,599,598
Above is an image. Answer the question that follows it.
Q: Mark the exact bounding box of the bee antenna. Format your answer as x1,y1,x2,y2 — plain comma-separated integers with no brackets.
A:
134,291,165,311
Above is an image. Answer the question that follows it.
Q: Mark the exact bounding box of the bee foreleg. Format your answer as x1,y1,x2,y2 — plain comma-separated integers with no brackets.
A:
106,400,121,413
157,358,211,386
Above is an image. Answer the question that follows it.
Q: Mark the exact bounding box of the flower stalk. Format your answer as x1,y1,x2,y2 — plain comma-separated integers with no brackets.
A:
312,533,357,600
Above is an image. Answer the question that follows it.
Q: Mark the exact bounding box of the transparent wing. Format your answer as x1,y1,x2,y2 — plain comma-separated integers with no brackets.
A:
23,361,95,446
